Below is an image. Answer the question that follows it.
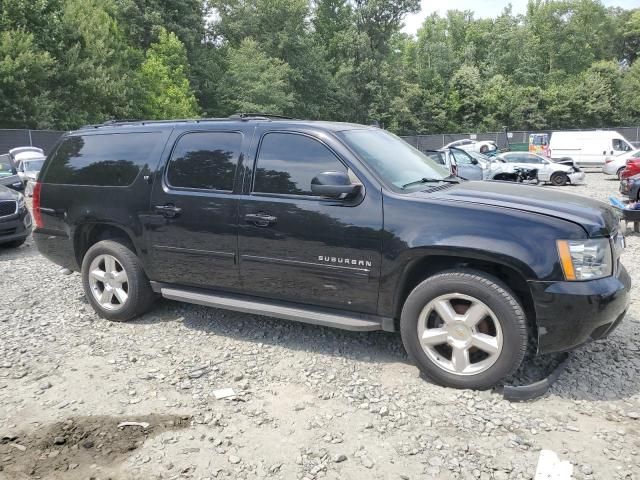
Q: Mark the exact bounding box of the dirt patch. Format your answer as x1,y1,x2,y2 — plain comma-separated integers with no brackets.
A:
0,414,190,479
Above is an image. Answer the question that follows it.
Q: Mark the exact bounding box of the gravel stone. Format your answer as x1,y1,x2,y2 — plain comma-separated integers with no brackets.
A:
1,176,640,479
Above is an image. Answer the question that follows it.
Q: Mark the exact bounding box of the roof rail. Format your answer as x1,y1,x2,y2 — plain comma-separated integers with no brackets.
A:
229,112,294,120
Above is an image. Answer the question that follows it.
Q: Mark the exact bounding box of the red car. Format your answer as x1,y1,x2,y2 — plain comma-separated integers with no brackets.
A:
620,157,640,180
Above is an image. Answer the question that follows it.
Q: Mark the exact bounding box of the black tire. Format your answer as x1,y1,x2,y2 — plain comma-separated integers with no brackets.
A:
617,167,625,180
550,172,568,186
400,269,528,390
81,239,155,322
1,238,26,248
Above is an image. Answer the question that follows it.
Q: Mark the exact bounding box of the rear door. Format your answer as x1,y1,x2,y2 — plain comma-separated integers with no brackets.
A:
237,127,383,313
145,127,249,290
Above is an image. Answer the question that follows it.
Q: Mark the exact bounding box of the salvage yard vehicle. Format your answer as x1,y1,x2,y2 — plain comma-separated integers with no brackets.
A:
0,184,31,248
12,147,47,196
496,152,584,186
620,173,640,201
33,116,630,390
0,154,24,192
549,130,634,167
424,147,484,180
603,149,640,180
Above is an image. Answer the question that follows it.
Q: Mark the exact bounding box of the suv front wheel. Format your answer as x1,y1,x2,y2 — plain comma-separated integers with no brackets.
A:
400,269,528,390
81,240,155,321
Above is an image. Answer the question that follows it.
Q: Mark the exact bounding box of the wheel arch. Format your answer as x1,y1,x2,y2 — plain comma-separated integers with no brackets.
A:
74,222,140,268
391,254,537,344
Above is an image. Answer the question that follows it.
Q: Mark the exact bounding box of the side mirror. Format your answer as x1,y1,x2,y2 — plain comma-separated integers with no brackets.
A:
311,171,360,199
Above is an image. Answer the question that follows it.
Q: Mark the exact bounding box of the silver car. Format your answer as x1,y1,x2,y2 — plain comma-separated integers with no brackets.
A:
496,152,585,186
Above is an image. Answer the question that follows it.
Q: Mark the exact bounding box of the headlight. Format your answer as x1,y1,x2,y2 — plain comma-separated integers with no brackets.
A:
17,194,26,209
557,239,612,281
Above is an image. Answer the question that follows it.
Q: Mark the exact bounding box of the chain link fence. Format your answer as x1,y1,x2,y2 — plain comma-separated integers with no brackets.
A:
0,129,66,155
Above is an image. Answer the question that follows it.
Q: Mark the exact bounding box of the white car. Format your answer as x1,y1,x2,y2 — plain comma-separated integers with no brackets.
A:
496,152,585,186
602,149,640,179
549,130,634,167
444,139,499,155
10,147,46,196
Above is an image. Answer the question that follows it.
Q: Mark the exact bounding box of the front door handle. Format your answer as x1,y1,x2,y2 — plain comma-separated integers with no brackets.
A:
154,204,182,218
245,213,277,227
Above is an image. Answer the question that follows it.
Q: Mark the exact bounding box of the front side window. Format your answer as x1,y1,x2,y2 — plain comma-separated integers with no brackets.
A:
613,139,632,152
167,132,242,191
450,149,474,165
253,133,346,196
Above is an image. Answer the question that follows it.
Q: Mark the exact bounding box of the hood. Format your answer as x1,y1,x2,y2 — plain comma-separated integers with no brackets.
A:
0,184,19,201
415,181,618,237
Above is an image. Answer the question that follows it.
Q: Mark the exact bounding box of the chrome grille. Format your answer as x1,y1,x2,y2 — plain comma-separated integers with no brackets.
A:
0,200,17,218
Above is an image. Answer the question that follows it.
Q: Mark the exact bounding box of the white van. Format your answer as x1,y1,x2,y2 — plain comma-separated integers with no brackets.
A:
549,130,634,167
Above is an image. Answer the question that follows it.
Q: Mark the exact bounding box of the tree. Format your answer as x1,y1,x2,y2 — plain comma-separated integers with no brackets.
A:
0,30,54,128
134,28,200,119
219,38,294,115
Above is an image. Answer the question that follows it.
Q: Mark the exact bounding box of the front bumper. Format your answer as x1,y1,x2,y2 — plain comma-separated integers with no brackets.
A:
529,264,631,354
0,207,32,244
568,171,586,184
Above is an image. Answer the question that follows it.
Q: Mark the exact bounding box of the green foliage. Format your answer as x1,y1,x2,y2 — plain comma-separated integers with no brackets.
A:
0,0,639,133
220,38,294,115
134,28,200,119
0,30,54,128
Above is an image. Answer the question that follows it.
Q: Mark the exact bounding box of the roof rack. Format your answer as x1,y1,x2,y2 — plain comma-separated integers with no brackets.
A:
228,112,294,120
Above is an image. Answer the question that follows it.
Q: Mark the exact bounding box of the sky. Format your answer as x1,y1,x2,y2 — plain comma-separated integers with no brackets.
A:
402,0,640,34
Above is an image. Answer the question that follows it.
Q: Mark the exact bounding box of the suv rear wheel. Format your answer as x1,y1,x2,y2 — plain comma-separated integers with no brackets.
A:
400,269,527,390
81,240,155,321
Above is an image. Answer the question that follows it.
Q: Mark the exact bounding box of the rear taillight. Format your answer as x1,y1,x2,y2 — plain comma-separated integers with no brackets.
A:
32,181,43,228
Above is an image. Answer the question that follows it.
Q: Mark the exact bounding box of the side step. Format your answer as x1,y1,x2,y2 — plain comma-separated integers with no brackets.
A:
160,287,386,332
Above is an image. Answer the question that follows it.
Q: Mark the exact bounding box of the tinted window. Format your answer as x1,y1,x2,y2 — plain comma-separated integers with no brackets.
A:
253,133,346,196
167,132,241,191
44,133,158,186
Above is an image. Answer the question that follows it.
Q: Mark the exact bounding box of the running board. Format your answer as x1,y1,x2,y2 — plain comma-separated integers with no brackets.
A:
160,287,386,332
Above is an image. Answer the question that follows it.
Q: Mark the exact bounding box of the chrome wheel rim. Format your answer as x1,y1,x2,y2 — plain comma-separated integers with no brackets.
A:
88,254,129,311
417,294,503,376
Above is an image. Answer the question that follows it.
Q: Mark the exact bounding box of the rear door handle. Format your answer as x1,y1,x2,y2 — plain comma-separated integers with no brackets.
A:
245,213,277,227
154,204,182,218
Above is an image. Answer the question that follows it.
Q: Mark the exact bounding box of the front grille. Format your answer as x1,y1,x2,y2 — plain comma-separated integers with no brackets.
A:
0,227,16,236
0,200,17,218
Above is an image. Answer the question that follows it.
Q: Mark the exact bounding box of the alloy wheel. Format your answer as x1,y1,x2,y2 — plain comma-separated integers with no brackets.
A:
88,254,129,311
417,293,503,375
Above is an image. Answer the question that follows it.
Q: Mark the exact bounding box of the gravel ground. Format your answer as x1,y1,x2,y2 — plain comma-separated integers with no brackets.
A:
1,172,639,480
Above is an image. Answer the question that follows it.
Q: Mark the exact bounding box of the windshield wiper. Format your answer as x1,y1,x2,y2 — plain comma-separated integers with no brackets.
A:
402,176,460,189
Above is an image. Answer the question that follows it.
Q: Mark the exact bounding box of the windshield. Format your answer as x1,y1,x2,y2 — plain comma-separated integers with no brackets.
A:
0,155,14,178
23,159,45,171
338,129,450,191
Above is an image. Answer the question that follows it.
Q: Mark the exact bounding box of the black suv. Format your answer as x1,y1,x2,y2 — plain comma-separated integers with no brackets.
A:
33,117,630,389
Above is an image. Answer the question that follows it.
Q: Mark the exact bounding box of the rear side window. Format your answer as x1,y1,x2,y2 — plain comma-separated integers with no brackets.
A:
167,131,242,191
253,133,346,196
44,133,158,186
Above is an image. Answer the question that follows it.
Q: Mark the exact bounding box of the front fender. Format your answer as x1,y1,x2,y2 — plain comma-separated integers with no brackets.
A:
377,194,586,317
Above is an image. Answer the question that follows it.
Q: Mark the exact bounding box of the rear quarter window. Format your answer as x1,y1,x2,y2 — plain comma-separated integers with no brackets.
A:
42,133,160,186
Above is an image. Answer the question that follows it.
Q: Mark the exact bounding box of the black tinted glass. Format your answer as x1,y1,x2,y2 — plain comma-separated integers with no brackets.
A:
44,133,158,186
254,133,346,196
167,132,241,191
